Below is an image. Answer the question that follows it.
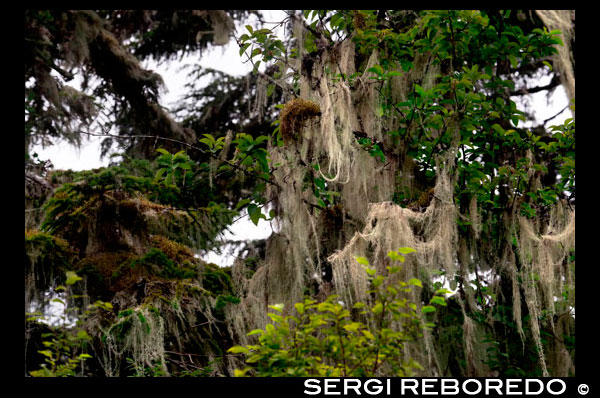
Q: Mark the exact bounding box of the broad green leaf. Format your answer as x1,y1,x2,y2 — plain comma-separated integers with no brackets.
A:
267,313,283,323
234,368,249,377
387,251,405,263
408,278,423,288
355,256,369,266
155,168,166,179
239,42,250,56
199,138,213,148
254,28,272,35
65,271,82,286
269,303,285,312
38,350,53,359
397,247,417,254
343,322,362,333
492,124,505,135
422,305,436,313
367,65,384,76
372,276,384,288
235,198,251,210
247,203,261,225
430,296,447,306
372,302,383,314
251,48,262,58
362,330,375,340
228,346,250,354
414,84,425,97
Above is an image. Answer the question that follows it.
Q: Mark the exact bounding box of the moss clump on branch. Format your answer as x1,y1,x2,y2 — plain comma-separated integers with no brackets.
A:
279,98,321,143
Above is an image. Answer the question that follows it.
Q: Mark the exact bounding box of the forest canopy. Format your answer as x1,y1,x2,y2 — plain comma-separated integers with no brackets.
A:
25,10,574,378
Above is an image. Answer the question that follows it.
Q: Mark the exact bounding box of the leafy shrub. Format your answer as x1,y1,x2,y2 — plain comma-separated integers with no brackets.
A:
229,249,444,376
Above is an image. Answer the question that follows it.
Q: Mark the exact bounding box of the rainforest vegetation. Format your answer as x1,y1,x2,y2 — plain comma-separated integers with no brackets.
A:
25,10,574,377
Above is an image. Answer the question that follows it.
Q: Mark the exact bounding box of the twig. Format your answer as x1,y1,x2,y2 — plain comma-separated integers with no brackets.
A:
542,104,570,126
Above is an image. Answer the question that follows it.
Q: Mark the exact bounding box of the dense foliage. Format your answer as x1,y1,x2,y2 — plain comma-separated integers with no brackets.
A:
25,10,574,378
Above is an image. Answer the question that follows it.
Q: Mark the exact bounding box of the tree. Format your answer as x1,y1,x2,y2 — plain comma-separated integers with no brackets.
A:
25,10,574,378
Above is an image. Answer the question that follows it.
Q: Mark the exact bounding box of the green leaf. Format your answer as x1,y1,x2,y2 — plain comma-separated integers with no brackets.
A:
239,42,250,56
246,354,262,363
247,329,264,336
422,305,436,313
228,346,249,354
155,168,166,180
65,271,82,286
38,350,53,359
156,148,170,155
367,65,384,76
78,353,93,360
247,203,262,225
414,84,425,97
235,198,251,210
372,302,383,315
387,251,405,263
267,313,283,323
355,256,370,266
408,278,423,288
234,368,250,377
362,330,375,340
492,124,505,135
254,28,272,35
199,138,213,148
372,276,384,288
251,48,262,58
343,322,362,333
430,296,447,306
269,303,285,312
397,247,417,254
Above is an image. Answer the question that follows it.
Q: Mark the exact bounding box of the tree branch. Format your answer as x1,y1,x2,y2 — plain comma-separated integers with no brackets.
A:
76,129,282,189
510,74,561,96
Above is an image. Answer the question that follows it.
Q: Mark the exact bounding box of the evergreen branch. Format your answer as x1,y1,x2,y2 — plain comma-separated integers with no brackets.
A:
76,129,282,190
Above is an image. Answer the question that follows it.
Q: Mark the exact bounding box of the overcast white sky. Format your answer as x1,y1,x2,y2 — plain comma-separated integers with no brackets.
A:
30,10,572,266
